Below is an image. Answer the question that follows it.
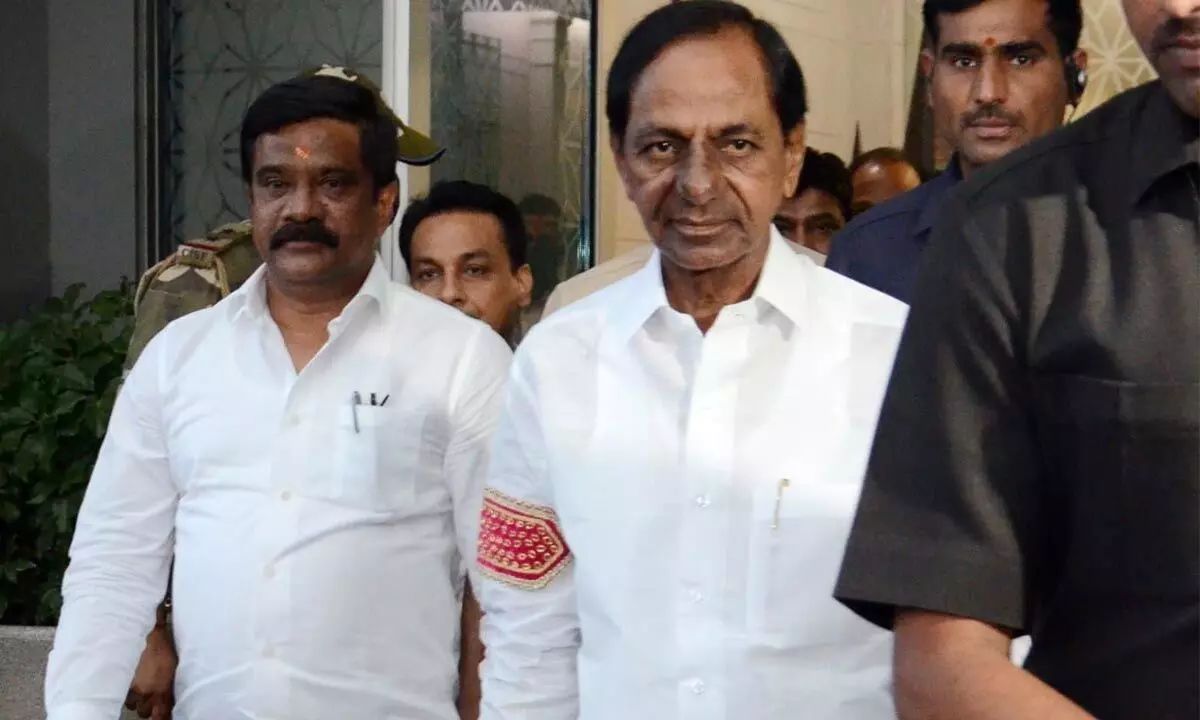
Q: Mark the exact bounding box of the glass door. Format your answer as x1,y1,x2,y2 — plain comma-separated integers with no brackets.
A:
391,0,596,302
148,0,595,294
155,0,386,259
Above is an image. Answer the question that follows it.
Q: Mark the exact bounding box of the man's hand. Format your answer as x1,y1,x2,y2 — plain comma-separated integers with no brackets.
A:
124,621,177,720
458,581,484,720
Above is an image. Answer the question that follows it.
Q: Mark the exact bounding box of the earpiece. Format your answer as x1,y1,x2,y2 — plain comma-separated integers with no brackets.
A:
1065,57,1087,106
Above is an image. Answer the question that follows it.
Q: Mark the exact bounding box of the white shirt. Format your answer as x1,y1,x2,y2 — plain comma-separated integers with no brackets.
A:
46,257,512,720
475,230,908,720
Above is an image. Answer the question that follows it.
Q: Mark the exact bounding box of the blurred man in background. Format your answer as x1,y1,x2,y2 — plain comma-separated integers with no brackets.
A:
400,180,535,347
847,147,922,216
774,147,852,255
518,193,566,309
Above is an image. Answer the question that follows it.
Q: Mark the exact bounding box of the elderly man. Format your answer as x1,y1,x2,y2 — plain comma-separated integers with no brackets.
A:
45,69,510,720
835,0,1199,717
473,2,908,718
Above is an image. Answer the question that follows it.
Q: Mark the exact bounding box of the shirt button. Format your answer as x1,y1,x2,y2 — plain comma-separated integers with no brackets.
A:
264,564,275,579
262,644,275,658
690,678,706,695
280,490,292,502
689,588,704,603
694,494,711,508
284,413,300,427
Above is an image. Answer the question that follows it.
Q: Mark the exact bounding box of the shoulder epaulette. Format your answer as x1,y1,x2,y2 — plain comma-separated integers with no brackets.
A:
133,219,254,312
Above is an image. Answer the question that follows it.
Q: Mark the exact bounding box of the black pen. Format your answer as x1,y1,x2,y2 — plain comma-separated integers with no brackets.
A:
351,391,362,432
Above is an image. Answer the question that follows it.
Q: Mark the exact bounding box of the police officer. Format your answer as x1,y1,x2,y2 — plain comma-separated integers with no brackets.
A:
834,0,1200,718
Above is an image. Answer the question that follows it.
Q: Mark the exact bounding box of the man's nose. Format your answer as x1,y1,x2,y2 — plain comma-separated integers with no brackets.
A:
439,274,468,307
1162,0,1200,18
974,58,1010,106
283,184,323,223
677,145,719,204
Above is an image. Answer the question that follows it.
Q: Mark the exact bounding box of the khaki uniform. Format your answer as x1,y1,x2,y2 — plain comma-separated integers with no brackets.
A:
124,220,260,371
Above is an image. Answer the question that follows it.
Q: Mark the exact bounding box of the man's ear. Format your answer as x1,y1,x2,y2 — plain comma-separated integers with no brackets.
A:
782,123,806,199
920,48,936,108
514,264,534,309
1071,48,1089,99
377,180,401,233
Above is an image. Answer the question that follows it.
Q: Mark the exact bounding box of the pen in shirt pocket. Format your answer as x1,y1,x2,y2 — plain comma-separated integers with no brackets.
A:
351,391,362,432
771,478,790,530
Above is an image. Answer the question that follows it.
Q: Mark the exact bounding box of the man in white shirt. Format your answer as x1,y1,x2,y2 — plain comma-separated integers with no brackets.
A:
473,2,908,719
45,69,511,720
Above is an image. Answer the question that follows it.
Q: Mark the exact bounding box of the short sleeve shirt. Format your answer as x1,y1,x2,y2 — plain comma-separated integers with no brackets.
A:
834,81,1200,719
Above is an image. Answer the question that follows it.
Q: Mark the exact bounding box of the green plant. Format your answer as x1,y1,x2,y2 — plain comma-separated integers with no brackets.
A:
0,281,134,625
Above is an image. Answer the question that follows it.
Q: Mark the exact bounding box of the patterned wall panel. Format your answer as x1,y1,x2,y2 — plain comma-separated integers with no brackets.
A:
164,0,383,247
1075,0,1157,116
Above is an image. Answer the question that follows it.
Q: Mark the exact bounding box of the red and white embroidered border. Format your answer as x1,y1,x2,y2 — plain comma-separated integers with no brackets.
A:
477,488,571,590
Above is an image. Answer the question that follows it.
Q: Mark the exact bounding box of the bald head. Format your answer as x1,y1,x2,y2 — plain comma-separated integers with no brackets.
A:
848,148,921,216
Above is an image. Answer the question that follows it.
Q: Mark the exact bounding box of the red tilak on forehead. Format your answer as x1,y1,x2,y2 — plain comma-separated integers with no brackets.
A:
983,37,997,48
293,146,311,159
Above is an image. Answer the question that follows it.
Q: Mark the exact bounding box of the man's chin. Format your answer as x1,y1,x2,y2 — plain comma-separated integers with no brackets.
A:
657,231,756,272
266,253,339,285
961,142,1020,172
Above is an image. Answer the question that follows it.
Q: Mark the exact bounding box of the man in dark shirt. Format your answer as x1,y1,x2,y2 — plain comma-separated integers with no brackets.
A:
825,0,1089,303
846,147,922,216
834,0,1200,716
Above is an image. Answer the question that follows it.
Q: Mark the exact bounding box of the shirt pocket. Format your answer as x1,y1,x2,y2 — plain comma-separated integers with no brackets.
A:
1033,375,1199,597
745,474,875,647
329,404,424,511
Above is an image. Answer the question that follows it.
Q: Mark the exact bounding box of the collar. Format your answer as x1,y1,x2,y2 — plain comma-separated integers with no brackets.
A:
228,253,393,324
1131,81,1200,204
611,227,811,342
913,157,963,237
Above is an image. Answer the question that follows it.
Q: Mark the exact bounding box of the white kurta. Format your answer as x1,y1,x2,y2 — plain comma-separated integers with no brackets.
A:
46,258,512,720
476,230,909,719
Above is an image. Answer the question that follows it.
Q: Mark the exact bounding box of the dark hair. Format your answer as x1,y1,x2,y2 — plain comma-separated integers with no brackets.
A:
796,149,852,219
398,180,528,270
240,75,399,193
517,193,562,218
848,147,916,179
606,0,807,142
922,0,1083,56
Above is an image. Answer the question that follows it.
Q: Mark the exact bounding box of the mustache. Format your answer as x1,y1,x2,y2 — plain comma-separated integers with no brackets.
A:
269,220,339,250
1153,16,1200,53
961,105,1021,128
